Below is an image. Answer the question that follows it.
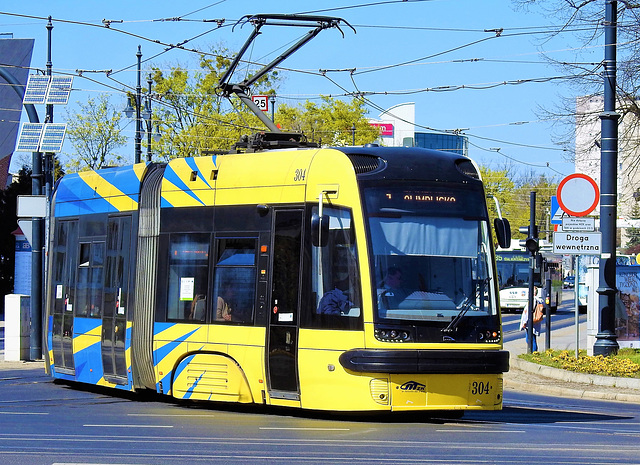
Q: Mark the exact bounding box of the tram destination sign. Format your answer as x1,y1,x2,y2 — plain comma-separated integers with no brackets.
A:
553,232,601,255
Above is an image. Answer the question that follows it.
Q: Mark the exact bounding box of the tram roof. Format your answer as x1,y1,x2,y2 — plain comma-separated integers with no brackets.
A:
335,145,481,184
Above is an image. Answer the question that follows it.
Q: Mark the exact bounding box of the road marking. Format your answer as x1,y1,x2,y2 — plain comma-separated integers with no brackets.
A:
83,425,173,428
259,427,351,431
437,429,525,433
0,411,49,415
127,413,214,417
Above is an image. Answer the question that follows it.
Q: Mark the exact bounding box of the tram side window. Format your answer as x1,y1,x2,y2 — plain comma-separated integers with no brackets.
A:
167,234,210,322
212,238,256,324
307,207,362,330
76,241,105,318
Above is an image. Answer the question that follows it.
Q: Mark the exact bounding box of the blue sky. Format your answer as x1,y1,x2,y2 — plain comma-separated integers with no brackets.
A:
1,0,598,177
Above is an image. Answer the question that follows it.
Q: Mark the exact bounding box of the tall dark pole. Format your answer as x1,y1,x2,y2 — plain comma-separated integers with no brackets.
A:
594,0,620,356
526,192,536,354
45,17,54,199
29,18,53,360
134,46,142,164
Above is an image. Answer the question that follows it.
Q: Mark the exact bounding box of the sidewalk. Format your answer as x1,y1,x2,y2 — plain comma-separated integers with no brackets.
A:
0,319,43,370
504,319,640,403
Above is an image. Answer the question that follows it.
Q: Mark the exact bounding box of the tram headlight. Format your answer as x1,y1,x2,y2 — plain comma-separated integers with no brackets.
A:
374,327,412,342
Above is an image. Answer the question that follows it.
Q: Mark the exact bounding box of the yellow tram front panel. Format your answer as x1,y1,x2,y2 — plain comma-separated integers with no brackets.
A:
388,373,503,411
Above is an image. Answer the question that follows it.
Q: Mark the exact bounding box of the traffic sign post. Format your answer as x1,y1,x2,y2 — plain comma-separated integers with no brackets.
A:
555,173,601,358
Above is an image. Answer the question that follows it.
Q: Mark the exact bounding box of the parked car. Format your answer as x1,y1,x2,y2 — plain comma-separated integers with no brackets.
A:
563,275,575,289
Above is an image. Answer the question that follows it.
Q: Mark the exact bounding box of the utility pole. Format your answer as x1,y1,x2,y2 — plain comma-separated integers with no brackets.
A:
29,18,54,361
594,0,620,356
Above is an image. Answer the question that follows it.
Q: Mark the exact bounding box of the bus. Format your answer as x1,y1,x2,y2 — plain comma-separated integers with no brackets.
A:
496,250,562,313
45,142,510,413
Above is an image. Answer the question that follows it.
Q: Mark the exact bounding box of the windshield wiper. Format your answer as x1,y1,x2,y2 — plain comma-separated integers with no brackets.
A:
442,296,475,333
442,278,489,333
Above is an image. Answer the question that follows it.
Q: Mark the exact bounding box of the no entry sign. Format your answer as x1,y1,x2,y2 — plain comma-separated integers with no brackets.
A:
557,173,600,217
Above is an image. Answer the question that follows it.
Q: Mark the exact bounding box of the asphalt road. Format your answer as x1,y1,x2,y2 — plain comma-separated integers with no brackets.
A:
1,361,639,464
1,290,633,464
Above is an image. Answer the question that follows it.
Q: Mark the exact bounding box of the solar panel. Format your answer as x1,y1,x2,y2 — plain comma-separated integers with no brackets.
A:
15,123,44,152
40,123,67,153
23,75,50,105
46,75,73,105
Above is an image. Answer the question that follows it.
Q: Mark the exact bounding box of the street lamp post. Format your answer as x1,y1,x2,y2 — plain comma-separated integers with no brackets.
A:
144,74,153,162
595,0,620,355
124,47,160,163
270,94,276,122
134,46,142,164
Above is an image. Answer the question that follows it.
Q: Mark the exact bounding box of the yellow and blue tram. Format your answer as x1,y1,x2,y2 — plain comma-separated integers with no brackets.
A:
45,144,510,412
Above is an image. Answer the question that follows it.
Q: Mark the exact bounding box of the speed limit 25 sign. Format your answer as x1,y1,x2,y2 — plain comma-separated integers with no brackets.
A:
251,95,269,112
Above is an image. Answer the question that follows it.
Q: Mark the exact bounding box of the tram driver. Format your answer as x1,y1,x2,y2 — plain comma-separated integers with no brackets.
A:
379,266,409,309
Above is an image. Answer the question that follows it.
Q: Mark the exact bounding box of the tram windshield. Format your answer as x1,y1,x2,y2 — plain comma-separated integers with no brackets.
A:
364,186,497,325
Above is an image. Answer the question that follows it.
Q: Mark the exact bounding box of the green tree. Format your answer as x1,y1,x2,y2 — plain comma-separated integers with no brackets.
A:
64,94,127,171
276,97,380,146
0,166,31,313
480,165,559,246
152,48,280,160
516,171,559,243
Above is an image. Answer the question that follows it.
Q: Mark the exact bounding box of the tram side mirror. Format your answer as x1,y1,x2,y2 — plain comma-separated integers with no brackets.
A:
311,213,329,247
494,218,511,249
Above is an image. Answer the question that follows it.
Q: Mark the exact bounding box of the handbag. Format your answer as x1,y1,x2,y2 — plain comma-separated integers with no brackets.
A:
533,303,544,323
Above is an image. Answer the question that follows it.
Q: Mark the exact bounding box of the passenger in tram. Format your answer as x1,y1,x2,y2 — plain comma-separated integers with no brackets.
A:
317,268,353,315
189,294,206,321
216,285,234,321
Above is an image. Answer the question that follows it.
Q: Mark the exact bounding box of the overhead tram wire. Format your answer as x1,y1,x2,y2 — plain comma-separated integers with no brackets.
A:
296,0,453,15
173,1,228,20
0,12,609,157
0,11,610,86
351,27,607,77
0,11,234,68
470,143,568,177
321,66,571,173
108,22,228,76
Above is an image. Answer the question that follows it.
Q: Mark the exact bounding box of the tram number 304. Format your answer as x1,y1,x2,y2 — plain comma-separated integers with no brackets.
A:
471,381,492,395
294,169,306,182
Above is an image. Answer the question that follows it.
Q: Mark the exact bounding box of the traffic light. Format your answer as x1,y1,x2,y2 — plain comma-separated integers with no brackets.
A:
518,225,540,254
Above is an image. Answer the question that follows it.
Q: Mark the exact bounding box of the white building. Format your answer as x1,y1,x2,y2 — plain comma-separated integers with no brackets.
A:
575,95,640,246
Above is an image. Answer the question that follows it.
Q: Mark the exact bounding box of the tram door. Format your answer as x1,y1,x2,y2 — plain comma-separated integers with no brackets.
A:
101,216,132,383
267,209,302,397
51,220,78,373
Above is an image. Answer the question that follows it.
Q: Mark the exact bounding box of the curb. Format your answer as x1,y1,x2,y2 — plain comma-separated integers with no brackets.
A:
510,356,640,390
504,376,640,404
506,356,640,404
